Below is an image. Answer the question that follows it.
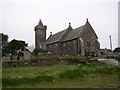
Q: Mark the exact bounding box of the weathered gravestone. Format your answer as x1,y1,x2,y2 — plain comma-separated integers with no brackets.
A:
24,51,31,59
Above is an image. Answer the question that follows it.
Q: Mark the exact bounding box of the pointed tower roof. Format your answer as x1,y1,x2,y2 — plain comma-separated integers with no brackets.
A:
38,19,43,26
35,19,47,31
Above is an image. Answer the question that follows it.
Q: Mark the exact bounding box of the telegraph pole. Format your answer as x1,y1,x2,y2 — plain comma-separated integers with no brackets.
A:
109,35,112,50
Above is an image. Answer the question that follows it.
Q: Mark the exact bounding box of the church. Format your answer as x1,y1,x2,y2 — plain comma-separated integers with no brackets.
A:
34,19,100,56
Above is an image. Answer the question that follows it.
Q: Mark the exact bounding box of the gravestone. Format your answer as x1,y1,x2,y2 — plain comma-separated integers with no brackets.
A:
24,51,31,59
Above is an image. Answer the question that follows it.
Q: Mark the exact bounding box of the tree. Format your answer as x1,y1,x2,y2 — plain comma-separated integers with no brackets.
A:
0,33,2,58
5,39,28,56
0,33,9,57
2,33,9,46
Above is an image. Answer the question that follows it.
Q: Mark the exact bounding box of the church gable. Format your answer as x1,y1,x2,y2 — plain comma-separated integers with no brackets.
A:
78,20,100,56
46,23,73,45
62,25,84,42
80,20,98,39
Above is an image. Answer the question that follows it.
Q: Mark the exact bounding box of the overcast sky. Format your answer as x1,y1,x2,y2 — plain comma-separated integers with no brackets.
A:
0,0,119,50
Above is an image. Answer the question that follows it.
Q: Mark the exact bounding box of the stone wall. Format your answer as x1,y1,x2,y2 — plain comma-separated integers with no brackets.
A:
47,42,59,56
61,39,78,56
79,21,100,56
2,57,90,68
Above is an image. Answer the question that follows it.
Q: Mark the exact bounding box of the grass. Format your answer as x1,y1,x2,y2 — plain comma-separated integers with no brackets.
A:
2,61,119,88
59,61,119,80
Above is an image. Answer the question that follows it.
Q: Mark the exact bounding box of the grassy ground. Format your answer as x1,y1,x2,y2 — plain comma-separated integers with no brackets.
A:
2,61,119,88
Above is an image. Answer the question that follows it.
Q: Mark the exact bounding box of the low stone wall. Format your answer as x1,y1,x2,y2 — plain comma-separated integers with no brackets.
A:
2,57,91,68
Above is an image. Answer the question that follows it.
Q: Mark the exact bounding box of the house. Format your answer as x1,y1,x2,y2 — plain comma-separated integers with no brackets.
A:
34,19,100,56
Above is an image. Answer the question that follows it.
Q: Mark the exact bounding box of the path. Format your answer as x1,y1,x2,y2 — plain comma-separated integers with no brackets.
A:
98,59,119,68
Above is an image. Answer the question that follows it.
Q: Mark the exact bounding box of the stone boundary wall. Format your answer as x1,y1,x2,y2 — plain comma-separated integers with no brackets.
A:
2,57,91,68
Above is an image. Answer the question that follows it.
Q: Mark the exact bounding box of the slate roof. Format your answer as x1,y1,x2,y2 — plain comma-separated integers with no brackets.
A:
46,25,85,44
46,30,66,44
62,25,84,42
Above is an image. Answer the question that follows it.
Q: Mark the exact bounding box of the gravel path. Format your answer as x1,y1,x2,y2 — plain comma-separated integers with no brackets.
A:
98,59,119,68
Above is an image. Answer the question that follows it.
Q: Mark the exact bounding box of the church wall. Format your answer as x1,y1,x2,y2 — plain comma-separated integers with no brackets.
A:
80,23,100,56
46,42,60,56
78,37,84,56
61,39,78,56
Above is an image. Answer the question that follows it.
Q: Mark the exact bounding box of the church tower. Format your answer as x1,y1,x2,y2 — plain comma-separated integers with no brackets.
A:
34,19,47,50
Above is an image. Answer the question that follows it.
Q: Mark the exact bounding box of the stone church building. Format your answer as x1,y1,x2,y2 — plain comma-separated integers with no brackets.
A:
34,19,100,56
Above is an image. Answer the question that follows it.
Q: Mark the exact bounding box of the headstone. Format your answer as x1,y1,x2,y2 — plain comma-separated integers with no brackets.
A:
24,51,31,59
